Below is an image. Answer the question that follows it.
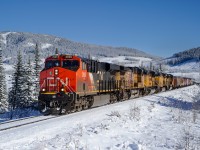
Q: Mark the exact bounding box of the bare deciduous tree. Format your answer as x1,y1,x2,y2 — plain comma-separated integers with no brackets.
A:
129,103,140,121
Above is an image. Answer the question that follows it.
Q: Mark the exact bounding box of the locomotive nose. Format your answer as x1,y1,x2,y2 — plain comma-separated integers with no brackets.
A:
40,67,62,93
38,91,70,115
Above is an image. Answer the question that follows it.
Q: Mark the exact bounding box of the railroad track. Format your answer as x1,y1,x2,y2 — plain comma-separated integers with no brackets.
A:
0,115,40,125
0,115,58,132
0,86,194,132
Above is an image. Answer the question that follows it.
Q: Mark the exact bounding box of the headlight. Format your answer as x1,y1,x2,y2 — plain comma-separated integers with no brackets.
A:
55,69,59,75
42,88,45,92
61,88,64,92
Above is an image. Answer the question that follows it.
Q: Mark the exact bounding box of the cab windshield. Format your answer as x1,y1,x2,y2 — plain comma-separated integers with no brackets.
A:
45,60,60,69
62,60,79,71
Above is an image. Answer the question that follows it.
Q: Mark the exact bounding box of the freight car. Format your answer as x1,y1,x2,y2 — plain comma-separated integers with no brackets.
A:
38,54,193,115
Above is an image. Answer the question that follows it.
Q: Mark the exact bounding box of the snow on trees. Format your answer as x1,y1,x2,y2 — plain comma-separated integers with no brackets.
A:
33,43,42,101
0,44,8,113
23,56,35,107
167,47,200,66
9,46,41,110
9,50,27,110
8,43,42,116
8,51,37,118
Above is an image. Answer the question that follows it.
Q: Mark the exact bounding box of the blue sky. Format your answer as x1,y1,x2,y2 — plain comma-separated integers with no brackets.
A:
0,0,200,57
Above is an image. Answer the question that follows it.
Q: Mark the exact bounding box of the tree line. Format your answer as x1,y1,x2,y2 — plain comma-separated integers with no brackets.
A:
167,47,200,65
0,43,41,116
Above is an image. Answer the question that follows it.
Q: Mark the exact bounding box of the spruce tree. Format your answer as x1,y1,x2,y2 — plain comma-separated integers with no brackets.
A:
23,56,34,107
33,43,41,101
9,50,26,111
55,48,58,54
0,44,8,113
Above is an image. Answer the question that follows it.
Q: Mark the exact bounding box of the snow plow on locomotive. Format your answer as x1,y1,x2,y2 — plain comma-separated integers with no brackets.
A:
38,54,193,115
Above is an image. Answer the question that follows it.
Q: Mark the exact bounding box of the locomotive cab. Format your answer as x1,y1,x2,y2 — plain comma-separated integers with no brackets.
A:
38,54,81,114
40,54,80,93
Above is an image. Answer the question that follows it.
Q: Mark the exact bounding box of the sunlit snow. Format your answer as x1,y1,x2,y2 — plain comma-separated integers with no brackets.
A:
41,43,52,49
0,85,199,150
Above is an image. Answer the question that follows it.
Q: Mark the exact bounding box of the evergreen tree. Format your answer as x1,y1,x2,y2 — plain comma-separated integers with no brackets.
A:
55,48,58,54
33,43,41,101
150,62,152,70
9,50,26,111
159,63,162,72
23,56,34,107
0,44,8,113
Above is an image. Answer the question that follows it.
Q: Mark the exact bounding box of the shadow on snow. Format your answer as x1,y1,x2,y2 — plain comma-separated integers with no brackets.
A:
0,108,41,123
144,96,193,111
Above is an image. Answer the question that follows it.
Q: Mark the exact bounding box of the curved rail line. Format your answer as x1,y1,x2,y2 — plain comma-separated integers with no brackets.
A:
0,116,41,125
0,116,58,132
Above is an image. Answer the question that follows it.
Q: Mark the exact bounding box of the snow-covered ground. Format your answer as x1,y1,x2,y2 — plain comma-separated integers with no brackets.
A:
99,56,152,67
170,72,200,82
24,42,35,47
41,43,52,49
0,85,199,150
166,59,199,71
165,60,200,82
0,32,16,45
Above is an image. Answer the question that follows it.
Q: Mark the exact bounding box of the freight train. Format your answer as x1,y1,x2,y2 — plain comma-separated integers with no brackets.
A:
38,54,193,115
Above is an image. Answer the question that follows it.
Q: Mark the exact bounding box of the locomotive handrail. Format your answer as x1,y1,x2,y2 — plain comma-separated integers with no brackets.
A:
58,77,75,93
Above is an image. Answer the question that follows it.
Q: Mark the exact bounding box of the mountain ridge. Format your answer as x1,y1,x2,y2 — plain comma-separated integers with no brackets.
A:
164,47,200,66
0,31,158,64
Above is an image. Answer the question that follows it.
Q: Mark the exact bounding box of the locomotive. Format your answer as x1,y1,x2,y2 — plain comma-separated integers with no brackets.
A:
38,54,193,115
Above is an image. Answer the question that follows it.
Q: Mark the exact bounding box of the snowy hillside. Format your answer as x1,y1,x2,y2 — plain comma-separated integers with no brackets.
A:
0,31,157,65
0,85,200,150
162,58,200,82
164,59,200,82
1,31,199,82
99,56,152,67
165,47,200,66
160,47,200,82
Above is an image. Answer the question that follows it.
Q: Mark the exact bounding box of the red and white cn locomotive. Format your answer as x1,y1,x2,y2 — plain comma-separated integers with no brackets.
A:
39,54,104,114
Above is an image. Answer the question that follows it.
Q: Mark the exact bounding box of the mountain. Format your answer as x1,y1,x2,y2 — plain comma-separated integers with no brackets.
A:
0,31,158,65
162,47,200,72
1,31,198,82
164,47,200,66
160,47,200,82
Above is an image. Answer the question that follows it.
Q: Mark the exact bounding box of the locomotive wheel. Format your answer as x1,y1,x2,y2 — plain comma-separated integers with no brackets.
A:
38,101,51,115
122,90,131,100
88,96,94,108
59,106,69,115
110,93,117,103
139,90,143,97
81,101,87,110
116,91,123,101
81,97,88,110
123,91,129,100
76,105,82,112
40,106,51,115
59,101,76,114
128,91,131,99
